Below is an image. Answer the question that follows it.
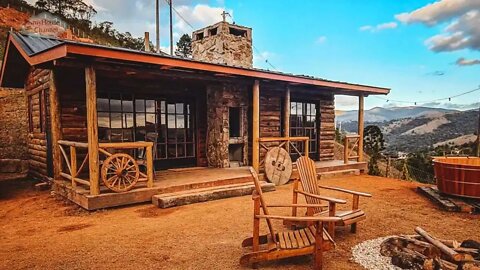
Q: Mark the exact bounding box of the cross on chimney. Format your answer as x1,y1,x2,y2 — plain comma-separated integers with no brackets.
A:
221,11,230,22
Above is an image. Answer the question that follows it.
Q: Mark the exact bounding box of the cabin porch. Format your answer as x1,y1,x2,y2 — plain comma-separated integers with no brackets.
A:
52,158,366,210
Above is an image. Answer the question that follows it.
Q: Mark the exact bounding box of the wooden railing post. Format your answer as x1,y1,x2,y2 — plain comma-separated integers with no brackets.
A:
304,138,309,158
86,66,100,195
70,146,77,188
146,143,154,188
358,95,365,161
252,80,260,172
344,137,349,164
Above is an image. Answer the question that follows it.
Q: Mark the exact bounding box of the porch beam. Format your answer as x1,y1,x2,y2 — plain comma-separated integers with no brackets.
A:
358,95,365,161
252,80,260,172
48,70,62,179
85,66,100,195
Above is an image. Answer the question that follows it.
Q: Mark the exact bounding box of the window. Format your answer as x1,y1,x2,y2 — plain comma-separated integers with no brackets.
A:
229,27,247,37
290,101,318,157
97,96,195,161
208,27,218,36
229,107,242,138
97,94,135,142
194,32,204,40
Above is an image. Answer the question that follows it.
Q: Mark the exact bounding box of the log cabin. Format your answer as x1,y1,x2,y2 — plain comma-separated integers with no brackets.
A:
0,21,390,210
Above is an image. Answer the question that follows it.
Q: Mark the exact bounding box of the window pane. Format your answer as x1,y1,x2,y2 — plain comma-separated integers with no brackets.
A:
160,101,165,113
176,103,184,114
110,99,121,112
177,144,185,157
98,112,110,128
97,98,109,111
135,99,145,112
136,113,146,128
123,130,133,141
176,115,185,129
167,103,175,113
186,144,194,157
167,144,176,158
111,113,122,128
123,100,133,112
124,113,134,128
110,129,122,141
146,100,155,113
168,115,175,128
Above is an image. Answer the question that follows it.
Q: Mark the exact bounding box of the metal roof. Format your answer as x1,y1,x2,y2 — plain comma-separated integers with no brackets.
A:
12,32,63,56
2,32,390,94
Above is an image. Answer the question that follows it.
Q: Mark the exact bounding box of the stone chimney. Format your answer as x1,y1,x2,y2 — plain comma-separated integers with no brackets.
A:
192,21,253,68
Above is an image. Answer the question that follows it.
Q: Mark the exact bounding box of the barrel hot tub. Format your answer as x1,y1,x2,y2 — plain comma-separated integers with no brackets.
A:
433,157,480,199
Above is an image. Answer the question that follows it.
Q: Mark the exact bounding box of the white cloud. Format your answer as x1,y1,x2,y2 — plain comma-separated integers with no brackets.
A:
455,57,480,66
396,0,480,53
315,36,327,44
395,0,480,25
335,95,358,110
360,22,397,33
173,4,233,34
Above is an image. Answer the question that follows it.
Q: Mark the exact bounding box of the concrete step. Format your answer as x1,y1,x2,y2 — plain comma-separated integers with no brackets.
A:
318,169,360,180
152,181,275,208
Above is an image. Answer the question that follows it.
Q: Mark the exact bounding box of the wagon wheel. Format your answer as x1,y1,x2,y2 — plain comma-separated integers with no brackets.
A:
101,153,139,193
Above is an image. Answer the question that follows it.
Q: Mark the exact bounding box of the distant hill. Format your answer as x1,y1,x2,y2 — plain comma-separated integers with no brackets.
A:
339,108,479,155
336,106,457,123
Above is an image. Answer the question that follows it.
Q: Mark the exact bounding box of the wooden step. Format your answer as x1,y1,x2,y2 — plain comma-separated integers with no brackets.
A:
152,181,275,208
318,169,360,180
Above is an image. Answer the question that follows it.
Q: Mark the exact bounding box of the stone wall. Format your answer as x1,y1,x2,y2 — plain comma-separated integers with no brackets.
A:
0,88,28,160
192,22,253,68
206,83,249,168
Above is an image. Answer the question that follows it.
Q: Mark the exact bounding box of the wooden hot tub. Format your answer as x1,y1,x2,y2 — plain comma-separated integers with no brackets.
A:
433,157,480,199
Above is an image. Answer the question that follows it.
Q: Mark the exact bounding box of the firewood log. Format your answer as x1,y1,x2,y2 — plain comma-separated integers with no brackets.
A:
415,227,473,262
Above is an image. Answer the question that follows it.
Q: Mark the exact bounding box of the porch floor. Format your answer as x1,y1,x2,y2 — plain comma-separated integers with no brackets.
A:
52,159,367,210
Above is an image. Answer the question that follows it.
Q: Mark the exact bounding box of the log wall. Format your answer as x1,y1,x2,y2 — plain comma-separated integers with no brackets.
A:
25,68,51,179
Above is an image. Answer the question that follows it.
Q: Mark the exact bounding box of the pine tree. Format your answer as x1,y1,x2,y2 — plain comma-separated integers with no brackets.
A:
175,34,192,58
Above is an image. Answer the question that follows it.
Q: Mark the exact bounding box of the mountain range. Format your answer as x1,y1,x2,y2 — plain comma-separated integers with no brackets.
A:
337,106,479,154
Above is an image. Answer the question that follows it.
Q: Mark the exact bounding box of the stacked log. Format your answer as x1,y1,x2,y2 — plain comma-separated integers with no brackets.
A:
380,227,480,270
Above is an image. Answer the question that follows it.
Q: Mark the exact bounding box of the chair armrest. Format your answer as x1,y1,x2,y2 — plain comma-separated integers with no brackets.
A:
255,214,342,223
318,185,372,197
297,190,347,204
267,203,329,208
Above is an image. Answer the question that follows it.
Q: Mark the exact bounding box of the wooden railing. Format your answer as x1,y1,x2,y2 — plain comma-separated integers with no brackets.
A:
58,140,154,194
344,134,360,164
257,136,309,171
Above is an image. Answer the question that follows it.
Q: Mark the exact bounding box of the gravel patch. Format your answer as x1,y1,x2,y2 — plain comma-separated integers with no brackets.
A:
351,236,401,270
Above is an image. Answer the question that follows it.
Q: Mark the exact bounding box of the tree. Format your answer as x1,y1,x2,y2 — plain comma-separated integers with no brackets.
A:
363,125,385,176
175,34,192,58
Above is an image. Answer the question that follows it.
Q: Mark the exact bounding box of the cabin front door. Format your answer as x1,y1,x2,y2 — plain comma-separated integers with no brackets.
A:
155,100,196,168
289,101,319,160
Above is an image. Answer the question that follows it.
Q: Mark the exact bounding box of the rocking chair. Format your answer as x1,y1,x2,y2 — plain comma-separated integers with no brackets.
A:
240,167,341,270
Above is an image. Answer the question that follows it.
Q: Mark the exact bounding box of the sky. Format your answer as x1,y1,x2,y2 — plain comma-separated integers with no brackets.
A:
27,0,480,111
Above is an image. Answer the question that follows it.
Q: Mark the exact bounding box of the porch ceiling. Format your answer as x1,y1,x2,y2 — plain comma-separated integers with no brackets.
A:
1,32,390,96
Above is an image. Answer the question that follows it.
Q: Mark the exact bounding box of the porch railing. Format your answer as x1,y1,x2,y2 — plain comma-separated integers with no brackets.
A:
344,134,361,164
257,136,310,171
58,140,154,195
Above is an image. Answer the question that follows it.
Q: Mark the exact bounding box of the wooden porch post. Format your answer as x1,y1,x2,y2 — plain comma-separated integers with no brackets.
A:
283,86,290,137
85,66,100,195
49,70,62,179
358,95,365,162
252,80,260,172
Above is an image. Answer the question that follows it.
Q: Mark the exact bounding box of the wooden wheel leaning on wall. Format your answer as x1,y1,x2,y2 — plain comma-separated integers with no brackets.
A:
101,153,140,192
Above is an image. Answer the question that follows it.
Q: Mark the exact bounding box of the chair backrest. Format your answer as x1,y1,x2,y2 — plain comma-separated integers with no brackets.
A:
296,156,323,206
249,167,276,239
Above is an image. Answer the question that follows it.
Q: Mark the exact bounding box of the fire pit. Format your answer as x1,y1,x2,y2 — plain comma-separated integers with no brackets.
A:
380,227,480,270
433,157,480,200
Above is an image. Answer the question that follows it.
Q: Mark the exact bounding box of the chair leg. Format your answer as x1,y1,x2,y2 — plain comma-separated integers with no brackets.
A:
350,223,357,233
314,222,324,270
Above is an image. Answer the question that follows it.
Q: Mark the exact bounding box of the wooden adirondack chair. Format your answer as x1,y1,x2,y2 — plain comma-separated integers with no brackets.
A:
240,167,341,270
291,156,372,238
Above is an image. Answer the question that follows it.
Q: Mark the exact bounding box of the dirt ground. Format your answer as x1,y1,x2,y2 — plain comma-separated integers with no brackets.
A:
1,175,479,270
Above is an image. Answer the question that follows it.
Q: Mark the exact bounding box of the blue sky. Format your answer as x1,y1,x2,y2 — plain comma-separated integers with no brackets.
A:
31,0,480,110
